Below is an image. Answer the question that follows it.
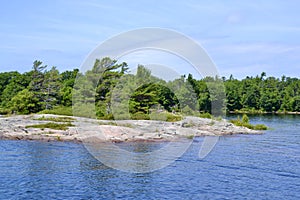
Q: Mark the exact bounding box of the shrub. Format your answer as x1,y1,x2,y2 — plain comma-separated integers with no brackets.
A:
99,114,114,120
131,112,150,120
149,111,167,121
0,108,11,115
242,114,249,123
186,135,194,139
199,112,212,119
230,116,268,130
39,106,73,116
254,124,268,130
166,112,182,122
182,105,194,116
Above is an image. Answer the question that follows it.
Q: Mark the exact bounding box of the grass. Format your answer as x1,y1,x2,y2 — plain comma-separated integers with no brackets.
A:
26,122,74,130
34,116,75,122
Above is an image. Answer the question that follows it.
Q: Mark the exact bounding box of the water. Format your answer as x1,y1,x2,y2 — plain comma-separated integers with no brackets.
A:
0,115,299,199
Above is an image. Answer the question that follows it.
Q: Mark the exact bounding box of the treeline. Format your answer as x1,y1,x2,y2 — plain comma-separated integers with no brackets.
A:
0,58,299,118
224,73,300,113
0,61,78,114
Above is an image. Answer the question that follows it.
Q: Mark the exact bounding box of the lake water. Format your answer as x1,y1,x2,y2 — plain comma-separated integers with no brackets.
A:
0,115,299,199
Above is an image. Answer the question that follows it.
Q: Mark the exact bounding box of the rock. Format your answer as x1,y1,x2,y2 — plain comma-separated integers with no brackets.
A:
0,114,263,143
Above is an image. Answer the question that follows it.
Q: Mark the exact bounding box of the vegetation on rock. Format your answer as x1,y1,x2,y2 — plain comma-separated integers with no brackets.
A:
0,57,299,120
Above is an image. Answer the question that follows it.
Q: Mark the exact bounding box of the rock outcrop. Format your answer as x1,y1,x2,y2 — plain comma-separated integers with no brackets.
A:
0,114,263,142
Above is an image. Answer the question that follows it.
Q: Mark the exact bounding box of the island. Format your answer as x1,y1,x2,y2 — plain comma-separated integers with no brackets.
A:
0,114,262,142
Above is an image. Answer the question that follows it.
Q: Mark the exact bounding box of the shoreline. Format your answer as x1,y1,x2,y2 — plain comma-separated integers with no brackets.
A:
228,111,300,115
0,114,263,143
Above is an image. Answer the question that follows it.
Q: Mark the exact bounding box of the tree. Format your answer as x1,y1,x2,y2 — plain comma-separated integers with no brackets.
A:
11,89,39,114
43,66,61,109
28,60,47,111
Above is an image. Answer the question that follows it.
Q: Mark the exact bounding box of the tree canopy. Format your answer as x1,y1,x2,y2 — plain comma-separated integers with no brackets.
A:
0,58,299,117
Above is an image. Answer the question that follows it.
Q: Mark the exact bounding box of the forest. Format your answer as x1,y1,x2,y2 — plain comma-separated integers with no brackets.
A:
0,57,299,119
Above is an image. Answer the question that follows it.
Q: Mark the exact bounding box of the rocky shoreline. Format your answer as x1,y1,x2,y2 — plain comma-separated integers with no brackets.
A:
0,114,263,142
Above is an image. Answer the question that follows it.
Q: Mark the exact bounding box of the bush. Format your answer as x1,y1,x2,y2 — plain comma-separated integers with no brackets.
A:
199,112,212,119
39,106,73,116
0,108,11,115
166,112,182,122
242,114,249,123
254,124,268,130
72,104,96,118
98,114,114,120
131,112,150,120
149,111,167,121
182,105,194,116
230,116,268,130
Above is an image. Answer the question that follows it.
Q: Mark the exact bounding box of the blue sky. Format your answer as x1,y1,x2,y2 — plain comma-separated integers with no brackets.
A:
0,0,299,79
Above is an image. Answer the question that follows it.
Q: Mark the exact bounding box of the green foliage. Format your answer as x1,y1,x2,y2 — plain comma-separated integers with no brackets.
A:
34,116,75,122
25,122,74,130
39,106,73,116
166,112,182,122
213,116,223,121
0,58,300,120
198,112,212,119
11,89,39,114
230,115,268,130
242,114,249,123
0,108,11,115
98,121,118,126
181,105,196,116
72,103,96,118
224,74,300,113
253,124,268,130
130,112,150,120
186,135,194,139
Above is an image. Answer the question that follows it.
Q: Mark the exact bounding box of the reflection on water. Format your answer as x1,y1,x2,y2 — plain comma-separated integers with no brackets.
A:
0,115,299,199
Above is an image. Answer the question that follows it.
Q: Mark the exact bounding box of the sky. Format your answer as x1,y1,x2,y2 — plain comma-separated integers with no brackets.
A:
0,0,299,79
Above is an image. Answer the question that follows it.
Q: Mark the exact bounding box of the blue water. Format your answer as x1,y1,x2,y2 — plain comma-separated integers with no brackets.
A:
0,115,299,199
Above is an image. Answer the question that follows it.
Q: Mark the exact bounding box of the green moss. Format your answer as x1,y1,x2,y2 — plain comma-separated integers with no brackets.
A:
26,122,74,130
